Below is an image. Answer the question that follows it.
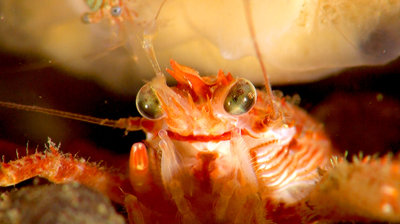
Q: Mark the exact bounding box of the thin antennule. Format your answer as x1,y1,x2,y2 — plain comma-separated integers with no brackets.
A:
141,0,168,77
142,34,163,77
0,101,142,132
242,0,276,116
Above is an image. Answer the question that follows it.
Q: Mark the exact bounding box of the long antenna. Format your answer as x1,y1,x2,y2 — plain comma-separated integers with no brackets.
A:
0,101,142,132
242,0,275,116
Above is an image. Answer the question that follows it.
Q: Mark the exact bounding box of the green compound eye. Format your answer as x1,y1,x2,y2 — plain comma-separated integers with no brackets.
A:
136,84,164,120
224,78,257,115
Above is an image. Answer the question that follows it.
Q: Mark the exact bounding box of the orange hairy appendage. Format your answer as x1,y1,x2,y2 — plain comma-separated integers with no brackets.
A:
302,155,400,223
0,141,131,204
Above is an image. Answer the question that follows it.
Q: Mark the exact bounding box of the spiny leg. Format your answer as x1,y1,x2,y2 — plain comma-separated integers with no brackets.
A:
0,141,131,204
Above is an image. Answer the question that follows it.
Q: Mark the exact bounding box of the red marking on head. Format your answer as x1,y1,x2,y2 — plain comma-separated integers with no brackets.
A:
167,130,232,142
166,129,252,142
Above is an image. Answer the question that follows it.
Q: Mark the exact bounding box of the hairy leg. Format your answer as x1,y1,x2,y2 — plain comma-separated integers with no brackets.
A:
302,155,400,223
0,141,131,204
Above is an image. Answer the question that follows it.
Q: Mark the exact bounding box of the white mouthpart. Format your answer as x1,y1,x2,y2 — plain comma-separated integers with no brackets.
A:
191,141,231,154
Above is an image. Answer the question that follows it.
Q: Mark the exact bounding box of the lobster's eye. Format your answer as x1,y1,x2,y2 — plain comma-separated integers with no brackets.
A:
110,6,122,17
224,78,256,115
136,84,164,120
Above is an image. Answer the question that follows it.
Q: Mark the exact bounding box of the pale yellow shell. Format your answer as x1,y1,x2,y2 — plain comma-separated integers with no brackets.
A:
0,0,399,92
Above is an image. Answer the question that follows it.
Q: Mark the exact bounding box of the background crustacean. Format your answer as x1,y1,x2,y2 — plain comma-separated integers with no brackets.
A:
0,0,400,223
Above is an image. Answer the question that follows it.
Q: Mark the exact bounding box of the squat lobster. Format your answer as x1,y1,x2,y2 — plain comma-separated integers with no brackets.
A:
1,60,399,223
1,0,400,222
